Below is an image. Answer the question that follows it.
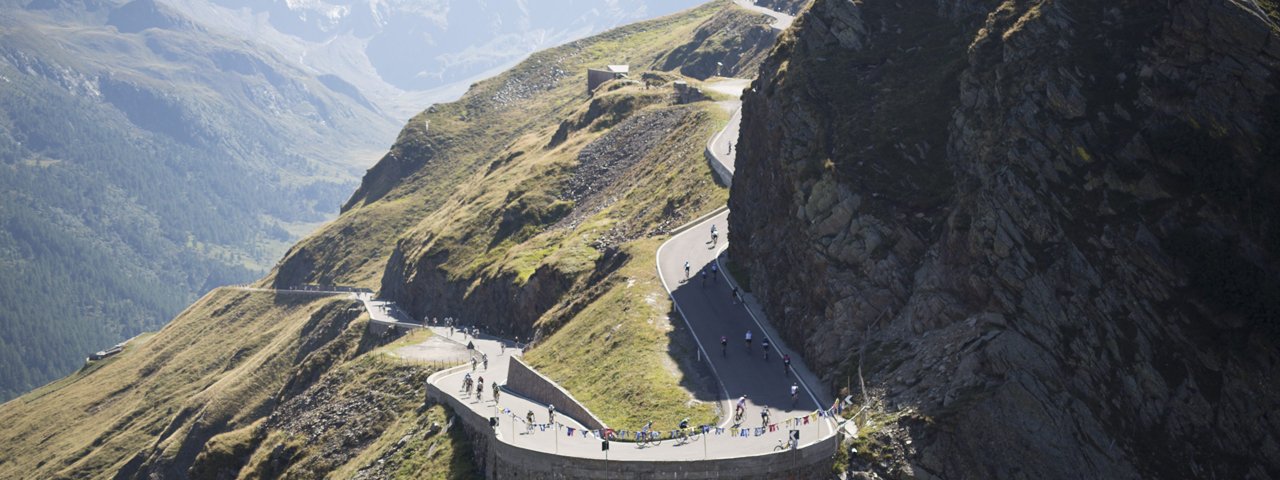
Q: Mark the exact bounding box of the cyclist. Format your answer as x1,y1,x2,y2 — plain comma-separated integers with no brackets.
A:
761,406,771,428
762,337,771,360
720,335,728,357
492,382,501,402
526,410,535,433
476,377,485,400
731,285,740,303
701,270,708,286
710,263,718,280
783,353,792,376
482,353,489,370
548,404,556,425
790,383,799,406
678,417,691,441
684,261,690,279
734,395,748,422
462,372,473,393
744,330,753,351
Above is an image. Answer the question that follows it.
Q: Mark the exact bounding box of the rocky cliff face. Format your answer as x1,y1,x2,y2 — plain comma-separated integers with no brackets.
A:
730,0,1280,478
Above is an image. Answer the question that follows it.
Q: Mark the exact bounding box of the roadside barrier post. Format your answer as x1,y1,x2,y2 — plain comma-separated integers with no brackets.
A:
602,440,610,476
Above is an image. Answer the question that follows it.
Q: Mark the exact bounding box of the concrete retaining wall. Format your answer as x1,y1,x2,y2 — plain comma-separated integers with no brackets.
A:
426,365,839,480
427,366,500,473
503,357,608,431
487,432,838,479
704,147,734,188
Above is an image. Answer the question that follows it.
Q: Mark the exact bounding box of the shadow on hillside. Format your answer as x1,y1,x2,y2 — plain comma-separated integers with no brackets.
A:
664,301,726,417
664,266,824,415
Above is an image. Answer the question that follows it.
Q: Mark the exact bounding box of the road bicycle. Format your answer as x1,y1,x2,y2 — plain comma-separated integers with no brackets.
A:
674,427,699,445
733,407,745,424
637,430,663,447
774,437,797,451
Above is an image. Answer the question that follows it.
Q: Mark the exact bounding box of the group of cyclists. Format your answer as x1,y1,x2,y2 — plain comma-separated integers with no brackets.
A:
630,417,700,446
524,404,557,434
461,370,504,402
718,329,791,372
469,353,489,372
731,383,801,424
683,224,725,286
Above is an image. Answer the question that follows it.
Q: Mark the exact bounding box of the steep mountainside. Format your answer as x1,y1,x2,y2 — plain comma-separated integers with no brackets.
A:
161,0,711,119
0,288,474,479
269,0,776,427
0,0,398,401
268,0,773,299
731,0,1280,478
0,2,779,477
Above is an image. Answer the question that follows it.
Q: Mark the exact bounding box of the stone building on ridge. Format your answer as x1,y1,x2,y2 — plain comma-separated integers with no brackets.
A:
587,65,628,93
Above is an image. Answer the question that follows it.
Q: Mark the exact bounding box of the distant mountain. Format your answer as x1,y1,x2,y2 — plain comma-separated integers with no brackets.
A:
0,0,398,401
161,0,707,119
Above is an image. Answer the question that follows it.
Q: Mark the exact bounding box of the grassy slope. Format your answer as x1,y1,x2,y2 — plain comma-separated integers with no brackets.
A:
0,290,473,479
524,239,722,430
387,87,728,428
229,354,472,480
261,2,759,431
0,289,344,477
266,1,760,290
375,13,750,430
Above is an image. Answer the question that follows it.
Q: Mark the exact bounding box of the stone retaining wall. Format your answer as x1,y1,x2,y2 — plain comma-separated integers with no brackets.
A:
502,357,608,431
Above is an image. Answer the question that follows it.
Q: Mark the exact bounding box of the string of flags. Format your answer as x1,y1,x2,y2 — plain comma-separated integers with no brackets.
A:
499,404,843,441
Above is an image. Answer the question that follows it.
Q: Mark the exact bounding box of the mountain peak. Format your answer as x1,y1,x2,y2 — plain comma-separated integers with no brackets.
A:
107,0,199,33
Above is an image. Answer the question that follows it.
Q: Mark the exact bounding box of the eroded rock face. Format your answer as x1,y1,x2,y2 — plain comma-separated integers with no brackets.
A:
730,0,1280,477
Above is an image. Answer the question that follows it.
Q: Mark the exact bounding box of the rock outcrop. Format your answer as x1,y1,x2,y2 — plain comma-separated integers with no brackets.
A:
730,0,1280,478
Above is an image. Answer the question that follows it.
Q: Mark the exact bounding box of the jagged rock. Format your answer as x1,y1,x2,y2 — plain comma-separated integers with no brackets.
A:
730,0,1280,478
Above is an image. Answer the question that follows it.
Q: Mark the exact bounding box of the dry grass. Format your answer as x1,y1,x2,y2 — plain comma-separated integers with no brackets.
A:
0,289,358,478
